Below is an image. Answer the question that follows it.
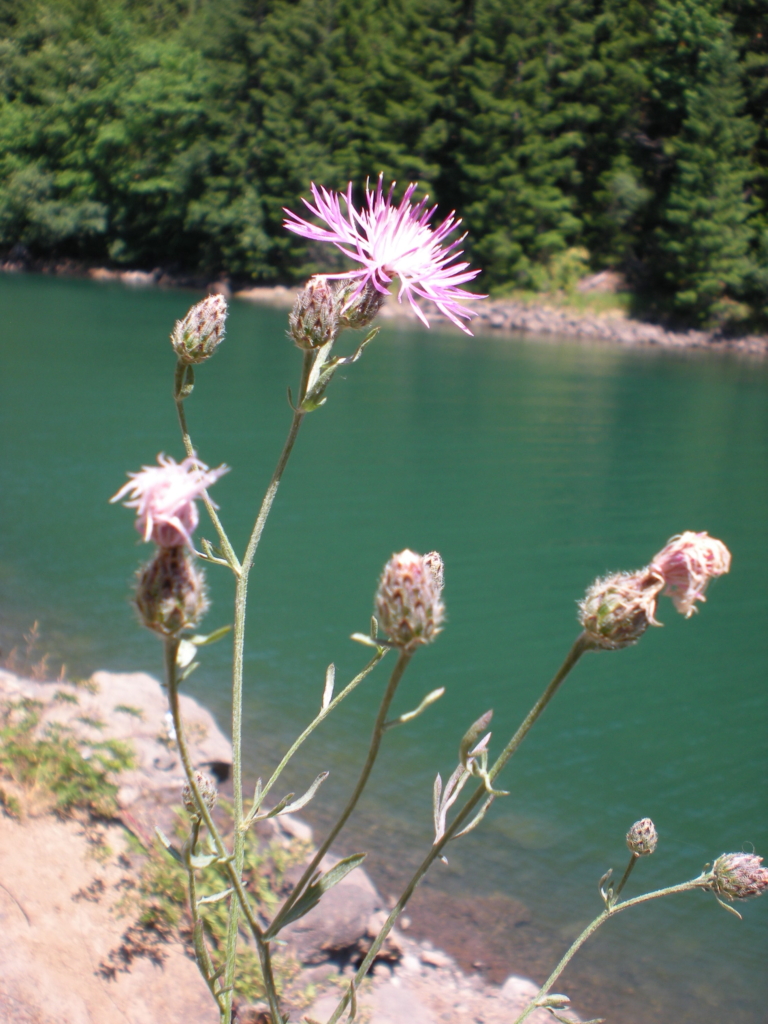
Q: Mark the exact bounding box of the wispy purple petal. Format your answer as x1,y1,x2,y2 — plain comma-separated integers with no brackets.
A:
284,175,485,334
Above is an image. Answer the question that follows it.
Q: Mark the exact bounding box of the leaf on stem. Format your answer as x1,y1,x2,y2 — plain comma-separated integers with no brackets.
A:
189,625,232,646
384,687,445,730
715,895,743,920
433,763,472,845
322,664,335,709
459,710,493,769
155,826,183,863
350,632,388,649
189,852,219,869
267,853,367,935
453,794,494,839
197,888,234,906
176,640,198,669
281,772,330,815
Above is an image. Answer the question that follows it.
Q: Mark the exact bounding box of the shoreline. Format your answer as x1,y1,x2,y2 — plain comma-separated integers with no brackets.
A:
3,256,766,356
0,667,561,1024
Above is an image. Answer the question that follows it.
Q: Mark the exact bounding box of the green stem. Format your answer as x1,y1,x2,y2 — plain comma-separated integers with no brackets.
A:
184,820,227,1016
325,634,589,1024
511,876,708,1024
250,650,387,816
174,361,240,573
270,649,412,937
613,853,639,902
225,349,313,1017
164,637,284,1024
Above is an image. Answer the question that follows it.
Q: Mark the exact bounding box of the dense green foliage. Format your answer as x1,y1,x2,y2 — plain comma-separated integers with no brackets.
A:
0,0,766,323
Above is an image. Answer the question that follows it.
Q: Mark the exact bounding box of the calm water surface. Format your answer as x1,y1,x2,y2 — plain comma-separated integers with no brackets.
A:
1,275,766,1023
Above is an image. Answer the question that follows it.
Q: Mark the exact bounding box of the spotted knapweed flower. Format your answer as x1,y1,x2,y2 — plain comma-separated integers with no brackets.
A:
111,454,229,549
375,549,445,649
579,568,664,649
170,293,227,364
135,546,209,636
650,531,731,618
283,176,484,334
182,770,218,817
626,818,658,856
708,853,768,901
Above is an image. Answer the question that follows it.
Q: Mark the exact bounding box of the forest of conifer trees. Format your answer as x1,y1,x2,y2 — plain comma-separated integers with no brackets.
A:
0,0,766,325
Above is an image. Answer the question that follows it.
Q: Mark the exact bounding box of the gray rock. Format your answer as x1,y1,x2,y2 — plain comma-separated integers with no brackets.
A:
282,859,380,963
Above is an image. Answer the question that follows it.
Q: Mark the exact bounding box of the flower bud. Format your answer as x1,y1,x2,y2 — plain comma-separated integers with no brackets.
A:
135,547,208,637
375,549,445,649
424,550,445,593
338,278,386,331
650,531,731,618
182,770,218,817
170,294,227,364
626,817,658,856
289,276,340,350
579,568,664,650
708,853,768,901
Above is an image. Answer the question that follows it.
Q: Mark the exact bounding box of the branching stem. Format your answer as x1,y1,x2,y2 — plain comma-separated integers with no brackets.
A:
325,633,590,1024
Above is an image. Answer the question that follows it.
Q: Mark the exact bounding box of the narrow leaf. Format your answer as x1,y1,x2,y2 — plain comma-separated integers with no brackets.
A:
282,772,330,815
453,795,494,839
385,687,445,729
176,639,198,670
155,827,183,863
197,888,234,906
350,632,380,648
715,896,743,919
189,625,232,646
433,773,443,837
459,710,493,768
322,664,335,710
268,853,366,935
190,852,218,869
179,661,200,682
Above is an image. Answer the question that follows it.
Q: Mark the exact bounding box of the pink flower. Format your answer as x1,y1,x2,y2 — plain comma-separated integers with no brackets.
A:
650,531,731,618
111,454,229,548
283,176,485,334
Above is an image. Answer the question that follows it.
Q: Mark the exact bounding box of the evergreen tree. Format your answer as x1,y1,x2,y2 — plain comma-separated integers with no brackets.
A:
651,0,757,320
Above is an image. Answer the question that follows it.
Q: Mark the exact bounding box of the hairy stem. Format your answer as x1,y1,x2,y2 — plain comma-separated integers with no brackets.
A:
252,650,387,815
226,349,313,1013
614,853,639,902
173,360,240,573
325,634,589,1024
164,637,284,1024
511,876,709,1024
270,649,413,937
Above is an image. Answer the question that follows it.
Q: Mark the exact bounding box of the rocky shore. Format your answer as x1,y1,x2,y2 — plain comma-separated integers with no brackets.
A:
0,668,565,1024
3,254,766,355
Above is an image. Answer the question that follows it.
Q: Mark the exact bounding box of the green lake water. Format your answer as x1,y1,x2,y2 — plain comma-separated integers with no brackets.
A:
1,274,766,1023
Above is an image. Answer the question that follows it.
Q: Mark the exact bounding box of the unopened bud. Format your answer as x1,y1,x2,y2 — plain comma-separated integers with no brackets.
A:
375,549,445,649
708,853,768,901
579,568,664,650
171,294,227,364
338,279,386,331
289,276,340,350
626,818,658,856
182,770,218,817
135,547,208,637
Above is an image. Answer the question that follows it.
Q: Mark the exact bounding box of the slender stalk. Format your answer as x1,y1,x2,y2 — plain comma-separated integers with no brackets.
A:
218,350,313,1014
174,361,240,573
511,876,708,1024
164,637,284,1024
270,649,413,937
325,634,589,1024
614,853,639,902
184,819,227,1016
251,650,387,816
